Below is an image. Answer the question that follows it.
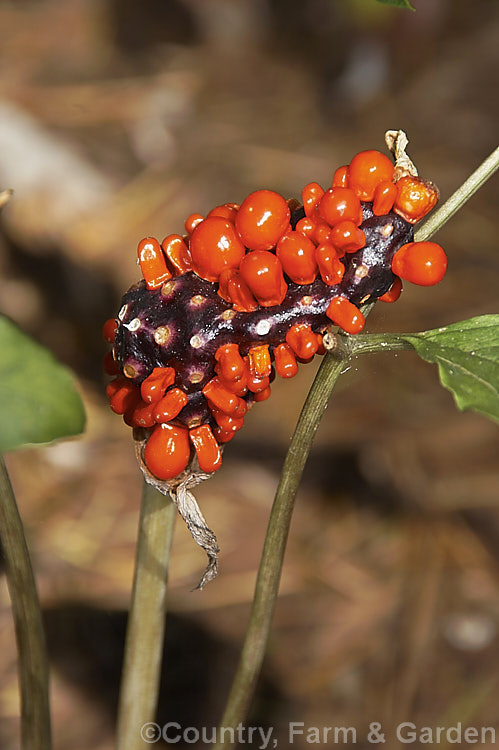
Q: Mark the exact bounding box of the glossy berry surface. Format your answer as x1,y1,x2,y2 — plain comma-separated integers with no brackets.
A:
319,187,362,228
348,150,394,202
239,250,288,306
235,190,291,251
392,241,447,286
393,176,439,224
190,217,246,282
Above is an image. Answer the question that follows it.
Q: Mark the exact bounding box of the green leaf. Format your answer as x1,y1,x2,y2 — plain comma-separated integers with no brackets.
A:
0,316,86,452
400,315,499,422
375,0,415,9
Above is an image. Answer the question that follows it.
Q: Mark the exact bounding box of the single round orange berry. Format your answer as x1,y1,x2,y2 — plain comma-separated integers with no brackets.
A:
302,182,324,217
276,231,318,284
348,150,394,202
330,220,366,254
391,241,447,286
144,423,191,480
185,213,204,234
208,204,239,222
190,217,246,282
393,176,439,224
102,318,118,343
235,190,291,251
379,276,402,303
295,216,316,239
319,187,362,228
239,250,288,306
326,296,365,334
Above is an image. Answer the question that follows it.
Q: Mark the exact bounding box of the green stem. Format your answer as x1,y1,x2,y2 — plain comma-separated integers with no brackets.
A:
414,145,499,242
116,481,176,750
214,348,351,749
0,455,51,750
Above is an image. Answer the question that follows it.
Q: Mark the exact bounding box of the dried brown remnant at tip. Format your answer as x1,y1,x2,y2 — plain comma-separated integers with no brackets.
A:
385,129,418,180
154,326,171,345
221,309,236,321
187,417,203,428
189,371,205,384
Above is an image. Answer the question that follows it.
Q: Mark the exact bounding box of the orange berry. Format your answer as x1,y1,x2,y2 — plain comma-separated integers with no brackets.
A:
213,426,236,443
140,367,176,404
302,182,324,217
103,351,120,375
203,377,247,416
217,268,238,302
239,250,288,307
315,244,345,285
373,180,397,216
109,381,141,415
131,400,157,428
227,273,259,312
285,324,319,359
253,386,271,402
332,165,349,188
393,176,439,224
210,408,245,433
295,216,316,239
137,237,172,289
215,343,245,382
329,220,366,254
185,213,204,234
189,217,246,282
153,388,188,423
102,318,118,343
189,424,222,473
144,423,191,480
319,187,362,227
276,231,318,284
235,190,291,251
379,276,403,303
161,234,193,275
326,296,365,334
391,241,447,286
208,204,239,222
274,343,298,378
348,150,394,202
247,344,272,379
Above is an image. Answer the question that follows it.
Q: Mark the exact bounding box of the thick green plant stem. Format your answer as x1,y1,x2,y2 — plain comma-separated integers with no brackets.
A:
415,145,499,242
214,346,351,750
0,455,51,750
117,481,176,750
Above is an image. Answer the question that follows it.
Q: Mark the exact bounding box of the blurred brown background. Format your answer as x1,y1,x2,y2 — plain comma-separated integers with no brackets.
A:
1,0,498,748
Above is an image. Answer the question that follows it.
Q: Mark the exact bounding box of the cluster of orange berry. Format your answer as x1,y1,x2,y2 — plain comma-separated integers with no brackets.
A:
103,148,447,483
